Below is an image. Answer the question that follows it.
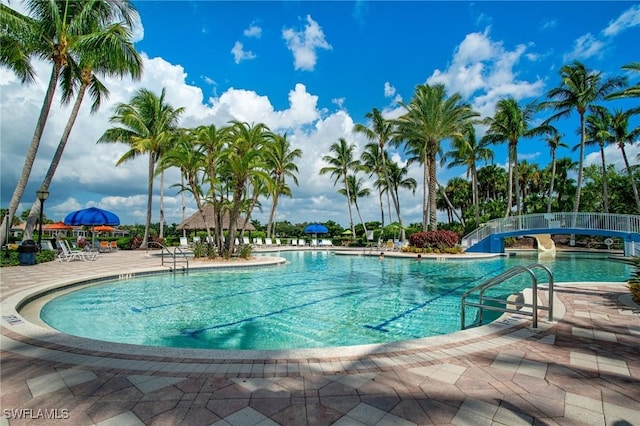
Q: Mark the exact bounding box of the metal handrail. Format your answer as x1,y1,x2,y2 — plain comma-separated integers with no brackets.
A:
461,212,640,249
148,241,189,272
461,263,553,330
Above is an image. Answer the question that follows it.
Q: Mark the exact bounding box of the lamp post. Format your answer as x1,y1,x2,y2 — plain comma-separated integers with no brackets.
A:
36,185,49,249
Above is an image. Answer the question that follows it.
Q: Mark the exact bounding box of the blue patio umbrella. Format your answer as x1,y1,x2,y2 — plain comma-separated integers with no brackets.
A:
64,207,120,247
64,207,120,226
304,223,329,234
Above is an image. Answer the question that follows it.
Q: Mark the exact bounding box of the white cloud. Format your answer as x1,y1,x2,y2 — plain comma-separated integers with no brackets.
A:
427,29,544,118
603,4,640,36
539,18,557,31
243,24,262,38
384,82,396,98
584,142,640,172
231,41,257,64
282,15,332,71
563,33,605,62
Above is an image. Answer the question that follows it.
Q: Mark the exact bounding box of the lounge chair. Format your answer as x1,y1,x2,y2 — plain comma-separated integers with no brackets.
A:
298,239,306,246
110,241,118,251
265,238,273,246
99,241,110,253
275,238,282,246
243,236,251,245
290,239,297,246
254,238,263,246
179,237,189,248
193,236,201,244
310,239,318,246
58,240,97,262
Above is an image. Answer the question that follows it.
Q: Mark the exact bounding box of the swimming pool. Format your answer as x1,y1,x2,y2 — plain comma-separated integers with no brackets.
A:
39,251,631,350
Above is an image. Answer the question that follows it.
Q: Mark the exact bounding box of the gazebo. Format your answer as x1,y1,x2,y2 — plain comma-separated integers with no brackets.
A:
176,205,255,232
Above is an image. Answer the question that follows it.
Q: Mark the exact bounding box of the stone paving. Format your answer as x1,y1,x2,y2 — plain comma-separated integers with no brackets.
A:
1,249,639,425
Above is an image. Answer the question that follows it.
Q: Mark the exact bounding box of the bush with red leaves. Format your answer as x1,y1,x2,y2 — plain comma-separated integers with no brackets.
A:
408,230,460,250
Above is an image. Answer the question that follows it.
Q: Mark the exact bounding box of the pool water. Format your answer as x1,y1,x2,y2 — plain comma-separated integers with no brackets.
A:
39,251,631,350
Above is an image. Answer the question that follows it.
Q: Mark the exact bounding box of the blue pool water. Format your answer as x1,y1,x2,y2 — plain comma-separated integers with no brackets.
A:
39,251,631,350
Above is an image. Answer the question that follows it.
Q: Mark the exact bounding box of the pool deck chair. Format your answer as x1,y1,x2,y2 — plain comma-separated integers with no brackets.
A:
58,240,97,262
265,238,273,246
243,236,251,245
179,237,189,248
298,239,306,246
110,241,118,251
290,239,297,246
275,238,282,246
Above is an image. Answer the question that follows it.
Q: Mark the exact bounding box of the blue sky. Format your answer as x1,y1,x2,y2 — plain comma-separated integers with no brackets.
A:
1,1,639,228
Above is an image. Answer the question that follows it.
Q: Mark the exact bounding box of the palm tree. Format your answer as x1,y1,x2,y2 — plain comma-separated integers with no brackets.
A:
361,143,388,227
607,62,640,101
539,61,626,215
394,83,477,230
24,18,142,238
0,0,140,246
584,108,613,213
0,4,36,83
444,124,493,227
156,129,209,238
98,88,184,248
482,97,548,217
541,127,568,213
222,121,271,251
338,175,371,235
320,138,361,237
554,157,578,211
354,108,401,231
264,133,302,238
609,109,640,212
386,160,417,224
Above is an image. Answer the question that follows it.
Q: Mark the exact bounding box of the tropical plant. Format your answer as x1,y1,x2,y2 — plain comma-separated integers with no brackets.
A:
540,61,626,216
23,11,143,238
394,83,477,230
320,138,362,236
482,97,549,217
98,88,184,248
444,124,493,226
355,108,402,232
338,174,371,235
0,0,140,246
264,133,301,238
584,108,613,213
608,109,640,212
361,142,389,227
541,127,568,213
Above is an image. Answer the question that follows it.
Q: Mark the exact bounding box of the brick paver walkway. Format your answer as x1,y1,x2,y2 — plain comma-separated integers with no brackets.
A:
1,249,638,425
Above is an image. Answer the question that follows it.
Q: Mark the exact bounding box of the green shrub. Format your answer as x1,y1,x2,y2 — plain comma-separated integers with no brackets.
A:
238,244,252,258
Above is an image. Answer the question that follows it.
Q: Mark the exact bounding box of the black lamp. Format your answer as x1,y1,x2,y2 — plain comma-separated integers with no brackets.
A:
36,185,49,248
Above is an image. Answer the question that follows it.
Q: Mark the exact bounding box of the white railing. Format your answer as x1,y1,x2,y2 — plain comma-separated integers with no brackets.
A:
461,212,640,249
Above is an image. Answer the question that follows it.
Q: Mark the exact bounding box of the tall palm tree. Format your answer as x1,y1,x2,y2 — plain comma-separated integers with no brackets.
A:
0,0,139,246
609,109,640,212
361,143,388,227
354,108,401,231
541,127,568,213
444,124,493,227
394,83,477,230
193,124,229,250
385,160,417,226
539,61,626,215
583,108,613,213
338,175,371,235
0,4,37,83
222,121,271,251
24,19,143,238
482,97,548,217
554,157,578,211
98,88,184,248
264,133,301,238
320,138,361,237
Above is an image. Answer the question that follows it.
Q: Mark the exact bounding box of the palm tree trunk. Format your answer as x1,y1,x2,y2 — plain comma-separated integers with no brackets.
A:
547,151,557,213
354,201,367,235
512,143,521,216
392,187,406,241
599,146,609,213
574,115,586,216
25,80,88,238
378,189,385,229
159,171,165,239
505,150,514,217
619,143,640,211
1,64,60,246
141,155,154,248
428,152,438,230
343,174,356,237
422,162,428,231
472,165,480,227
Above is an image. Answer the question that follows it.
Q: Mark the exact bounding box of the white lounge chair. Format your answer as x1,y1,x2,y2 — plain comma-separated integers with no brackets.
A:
179,237,189,248
57,240,97,262
310,239,318,246
290,239,297,246
298,239,306,246
193,236,201,244
254,238,263,246
243,236,251,245
275,238,282,246
265,238,273,246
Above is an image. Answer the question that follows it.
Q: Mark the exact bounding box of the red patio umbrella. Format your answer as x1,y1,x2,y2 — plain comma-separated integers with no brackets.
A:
92,225,115,232
44,221,74,230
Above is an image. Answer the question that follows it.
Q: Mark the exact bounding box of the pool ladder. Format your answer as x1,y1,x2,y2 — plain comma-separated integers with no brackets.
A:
460,263,554,330
149,242,189,273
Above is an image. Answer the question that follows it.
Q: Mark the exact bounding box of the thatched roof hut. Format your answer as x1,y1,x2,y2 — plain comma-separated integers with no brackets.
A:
176,205,255,231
